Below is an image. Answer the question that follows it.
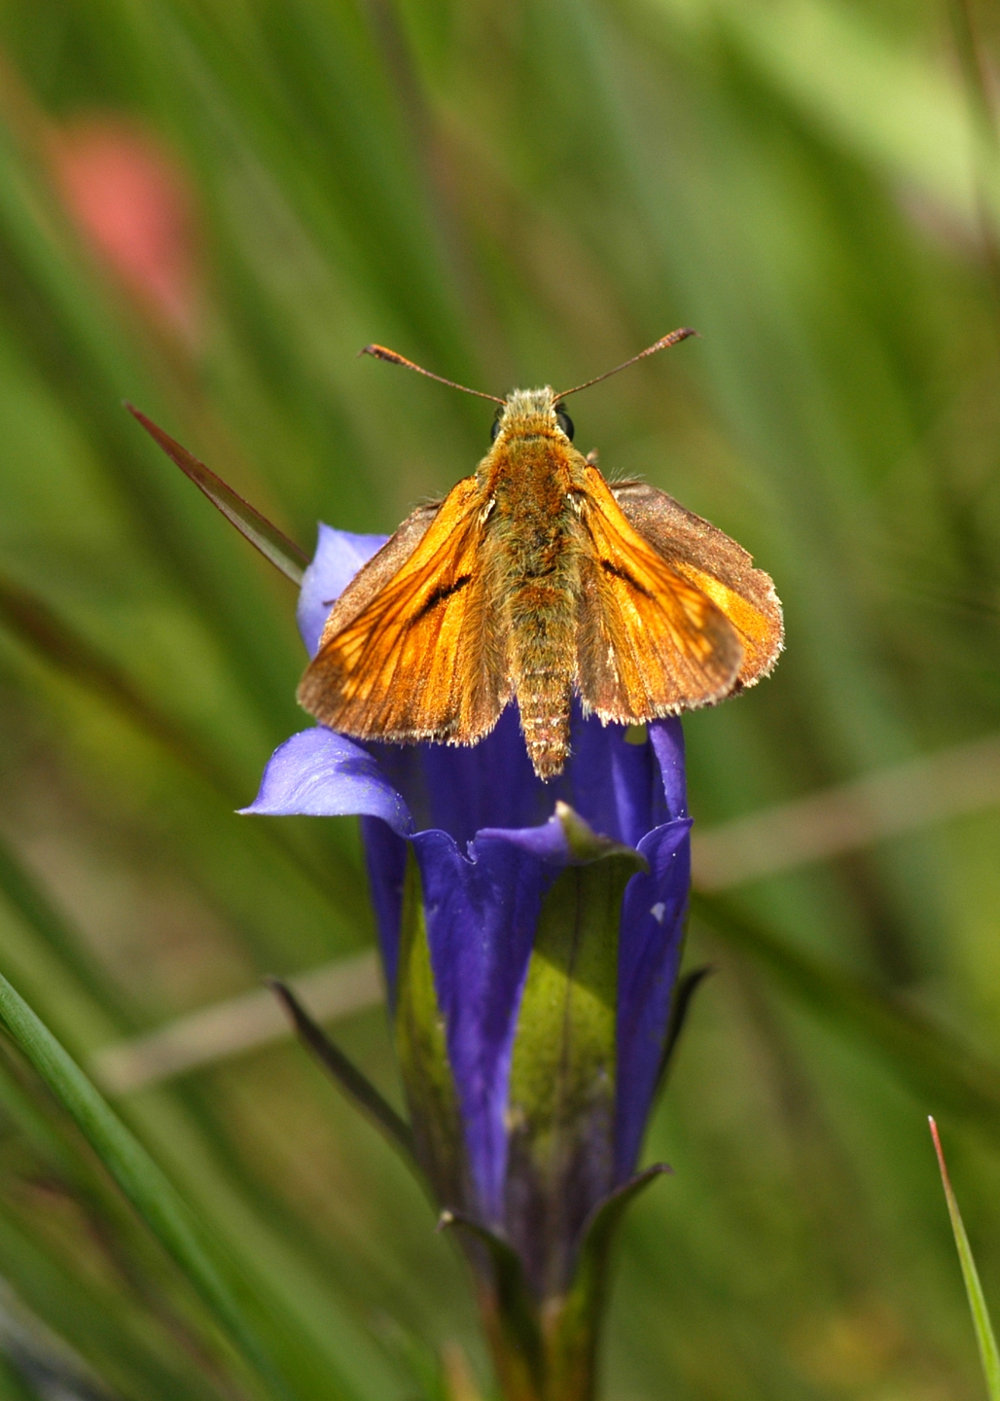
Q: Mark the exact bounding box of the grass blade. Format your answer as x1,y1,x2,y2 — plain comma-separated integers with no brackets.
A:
0,971,292,1401
126,406,308,585
929,1117,1000,1399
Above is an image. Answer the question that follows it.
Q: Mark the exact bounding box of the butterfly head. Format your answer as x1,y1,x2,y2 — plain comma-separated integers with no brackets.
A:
490,388,575,446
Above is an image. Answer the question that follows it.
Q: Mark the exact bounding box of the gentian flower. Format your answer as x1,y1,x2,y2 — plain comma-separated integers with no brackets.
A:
247,524,692,1400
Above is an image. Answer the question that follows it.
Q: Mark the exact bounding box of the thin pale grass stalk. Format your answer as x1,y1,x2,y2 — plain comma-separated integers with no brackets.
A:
694,730,1000,890
92,952,381,1093
947,0,1000,346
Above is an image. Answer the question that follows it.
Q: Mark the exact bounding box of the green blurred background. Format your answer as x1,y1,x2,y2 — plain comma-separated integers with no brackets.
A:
1,1,999,1397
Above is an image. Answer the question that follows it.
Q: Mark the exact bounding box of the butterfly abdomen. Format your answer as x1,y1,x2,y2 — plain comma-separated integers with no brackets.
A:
487,433,588,780
509,590,574,779
503,534,581,780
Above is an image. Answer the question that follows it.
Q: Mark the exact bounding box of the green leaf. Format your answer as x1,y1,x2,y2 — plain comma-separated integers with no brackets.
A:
126,406,308,585
0,823,135,1037
0,1199,221,1401
930,1117,1000,1399
0,971,293,1401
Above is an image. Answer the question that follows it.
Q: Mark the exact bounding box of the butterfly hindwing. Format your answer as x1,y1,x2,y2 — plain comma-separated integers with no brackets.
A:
575,464,744,719
611,479,783,686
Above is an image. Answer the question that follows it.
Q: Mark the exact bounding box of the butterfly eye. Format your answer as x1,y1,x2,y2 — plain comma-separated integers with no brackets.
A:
490,412,502,443
555,407,575,440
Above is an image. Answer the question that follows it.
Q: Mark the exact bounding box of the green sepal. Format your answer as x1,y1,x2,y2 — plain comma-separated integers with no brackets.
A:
126,406,308,584
394,851,469,1210
653,963,712,1100
553,800,648,869
267,978,417,1169
566,1163,672,1323
544,1165,671,1401
506,807,645,1299
442,1168,670,1401
439,1210,544,1400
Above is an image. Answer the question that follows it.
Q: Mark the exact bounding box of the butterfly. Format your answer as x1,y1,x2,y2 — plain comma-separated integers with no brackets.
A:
298,330,783,780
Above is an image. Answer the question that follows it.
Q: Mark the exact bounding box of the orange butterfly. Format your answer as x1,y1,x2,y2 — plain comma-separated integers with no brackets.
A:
298,331,783,780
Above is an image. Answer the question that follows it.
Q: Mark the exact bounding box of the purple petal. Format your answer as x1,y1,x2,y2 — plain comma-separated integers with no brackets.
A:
297,524,387,654
242,727,413,834
561,713,682,848
476,811,572,863
614,816,691,1178
371,706,548,845
413,827,561,1223
360,815,408,993
648,719,688,821
375,709,685,850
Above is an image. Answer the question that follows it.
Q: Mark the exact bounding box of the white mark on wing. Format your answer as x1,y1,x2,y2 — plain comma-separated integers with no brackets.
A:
650,902,666,924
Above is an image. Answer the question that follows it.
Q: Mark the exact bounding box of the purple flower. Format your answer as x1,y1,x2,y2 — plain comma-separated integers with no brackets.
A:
246,524,691,1302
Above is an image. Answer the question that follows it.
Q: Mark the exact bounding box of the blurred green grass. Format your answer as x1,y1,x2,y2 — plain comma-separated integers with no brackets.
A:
1,0,999,1396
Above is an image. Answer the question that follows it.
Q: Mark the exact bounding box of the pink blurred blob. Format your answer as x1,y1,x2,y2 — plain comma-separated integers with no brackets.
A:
49,115,203,342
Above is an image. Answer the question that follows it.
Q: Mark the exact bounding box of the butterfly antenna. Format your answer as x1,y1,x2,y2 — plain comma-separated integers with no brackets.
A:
360,344,505,405
554,327,698,402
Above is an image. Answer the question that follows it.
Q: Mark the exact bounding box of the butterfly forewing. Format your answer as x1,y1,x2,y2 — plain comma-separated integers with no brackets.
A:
298,479,510,743
314,500,441,637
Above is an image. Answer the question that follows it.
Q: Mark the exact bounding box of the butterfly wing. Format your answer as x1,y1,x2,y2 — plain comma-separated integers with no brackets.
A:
611,478,783,686
298,478,511,744
575,465,746,720
314,499,443,635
